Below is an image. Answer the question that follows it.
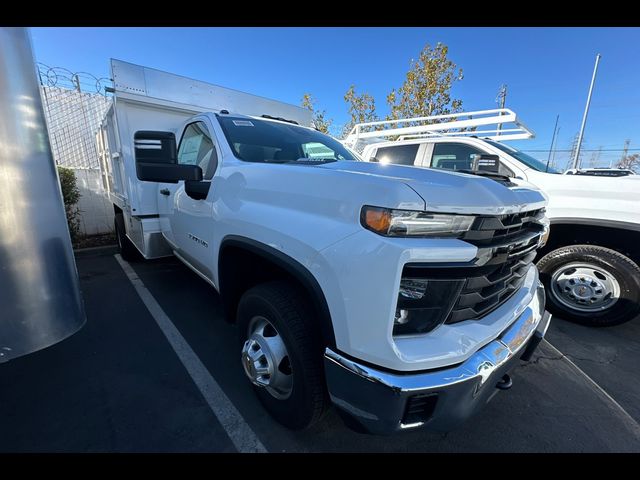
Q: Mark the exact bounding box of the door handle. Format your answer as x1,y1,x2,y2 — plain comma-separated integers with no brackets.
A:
160,188,171,196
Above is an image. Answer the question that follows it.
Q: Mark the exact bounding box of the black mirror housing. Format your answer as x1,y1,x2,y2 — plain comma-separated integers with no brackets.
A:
136,163,203,183
134,131,177,164
134,130,203,183
471,154,501,173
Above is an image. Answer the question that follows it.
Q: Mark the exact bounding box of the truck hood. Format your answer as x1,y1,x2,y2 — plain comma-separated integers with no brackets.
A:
319,161,547,215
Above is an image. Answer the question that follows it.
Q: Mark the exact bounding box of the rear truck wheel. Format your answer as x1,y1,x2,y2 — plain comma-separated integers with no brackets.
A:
238,281,327,430
114,213,141,262
537,245,640,326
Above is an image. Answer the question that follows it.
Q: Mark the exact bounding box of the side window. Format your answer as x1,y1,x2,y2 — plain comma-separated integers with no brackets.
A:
373,144,420,166
429,143,482,171
429,142,513,176
177,122,218,180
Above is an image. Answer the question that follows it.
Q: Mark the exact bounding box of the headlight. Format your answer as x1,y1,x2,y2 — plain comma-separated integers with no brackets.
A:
361,206,475,237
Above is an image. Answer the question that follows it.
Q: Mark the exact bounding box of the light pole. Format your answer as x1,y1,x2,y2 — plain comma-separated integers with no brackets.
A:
571,54,602,170
546,114,559,172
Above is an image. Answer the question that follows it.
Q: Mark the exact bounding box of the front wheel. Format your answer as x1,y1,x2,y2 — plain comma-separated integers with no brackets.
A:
537,245,640,326
237,281,327,430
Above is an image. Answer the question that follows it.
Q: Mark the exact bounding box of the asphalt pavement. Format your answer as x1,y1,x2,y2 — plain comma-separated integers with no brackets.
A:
1,246,639,452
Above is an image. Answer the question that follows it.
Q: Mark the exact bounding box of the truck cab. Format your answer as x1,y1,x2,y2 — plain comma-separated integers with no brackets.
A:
100,62,551,434
350,110,640,326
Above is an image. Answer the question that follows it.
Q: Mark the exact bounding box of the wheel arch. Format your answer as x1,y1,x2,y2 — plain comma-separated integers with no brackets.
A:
218,235,336,348
540,221,640,264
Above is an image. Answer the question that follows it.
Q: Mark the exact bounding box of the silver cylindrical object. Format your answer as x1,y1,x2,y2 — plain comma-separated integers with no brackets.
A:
0,27,86,363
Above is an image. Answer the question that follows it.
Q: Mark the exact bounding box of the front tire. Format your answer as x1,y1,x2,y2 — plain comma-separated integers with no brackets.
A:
237,281,327,430
537,245,640,326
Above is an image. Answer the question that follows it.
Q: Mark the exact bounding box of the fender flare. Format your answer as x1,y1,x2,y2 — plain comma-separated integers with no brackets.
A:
218,235,336,348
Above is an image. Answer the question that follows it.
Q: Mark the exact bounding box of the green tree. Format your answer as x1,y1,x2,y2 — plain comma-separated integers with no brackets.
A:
301,93,332,134
386,42,464,120
342,85,378,137
341,42,464,139
57,166,81,243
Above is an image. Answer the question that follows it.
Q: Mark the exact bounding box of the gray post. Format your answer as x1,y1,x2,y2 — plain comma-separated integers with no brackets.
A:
495,84,507,136
546,114,559,172
572,54,601,170
0,27,86,363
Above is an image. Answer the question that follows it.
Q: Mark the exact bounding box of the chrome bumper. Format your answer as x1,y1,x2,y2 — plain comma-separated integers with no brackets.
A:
324,282,551,435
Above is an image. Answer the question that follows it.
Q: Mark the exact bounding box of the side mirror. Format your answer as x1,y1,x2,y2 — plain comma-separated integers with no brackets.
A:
471,154,500,173
134,131,202,183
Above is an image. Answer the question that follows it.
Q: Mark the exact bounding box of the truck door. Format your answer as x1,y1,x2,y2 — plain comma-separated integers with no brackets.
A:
161,120,219,280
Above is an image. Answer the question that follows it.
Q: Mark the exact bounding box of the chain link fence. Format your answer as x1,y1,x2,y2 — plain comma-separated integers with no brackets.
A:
523,148,635,172
37,63,112,169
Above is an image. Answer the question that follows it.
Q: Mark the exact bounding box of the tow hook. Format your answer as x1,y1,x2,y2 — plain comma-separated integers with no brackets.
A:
496,374,513,390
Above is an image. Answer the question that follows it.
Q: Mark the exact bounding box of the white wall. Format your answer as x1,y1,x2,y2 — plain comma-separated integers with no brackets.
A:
74,169,114,236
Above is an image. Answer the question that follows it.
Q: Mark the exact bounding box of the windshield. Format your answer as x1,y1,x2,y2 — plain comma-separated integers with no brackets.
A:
218,116,358,163
484,140,561,174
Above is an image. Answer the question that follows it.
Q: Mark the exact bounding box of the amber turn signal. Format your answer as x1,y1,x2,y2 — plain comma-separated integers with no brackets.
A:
363,207,391,234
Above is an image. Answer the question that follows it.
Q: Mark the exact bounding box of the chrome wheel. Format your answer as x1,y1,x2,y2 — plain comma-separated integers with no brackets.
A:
241,316,293,400
550,262,620,313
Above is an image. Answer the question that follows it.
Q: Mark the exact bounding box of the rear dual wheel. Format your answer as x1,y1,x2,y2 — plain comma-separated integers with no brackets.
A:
114,212,141,261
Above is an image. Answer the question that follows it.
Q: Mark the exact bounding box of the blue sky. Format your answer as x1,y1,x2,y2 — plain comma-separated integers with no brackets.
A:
31,27,640,168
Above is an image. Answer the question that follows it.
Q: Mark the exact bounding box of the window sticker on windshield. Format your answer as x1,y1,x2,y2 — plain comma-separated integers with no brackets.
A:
232,120,254,127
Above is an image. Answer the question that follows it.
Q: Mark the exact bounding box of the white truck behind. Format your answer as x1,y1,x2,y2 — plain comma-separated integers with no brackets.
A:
98,61,551,434
345,109,640,327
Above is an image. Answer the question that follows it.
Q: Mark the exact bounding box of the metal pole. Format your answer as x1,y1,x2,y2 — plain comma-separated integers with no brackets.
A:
572,54,601,170
0,27,86,363
551,127,560,168
546,114,559,172
496,84,507,136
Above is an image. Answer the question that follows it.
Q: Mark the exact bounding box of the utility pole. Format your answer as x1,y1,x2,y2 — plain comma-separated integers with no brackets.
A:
569,133,581,170
550,127,560,170
546,114,559,172
572,53,602,170
495,84,508,136
622,139,630,160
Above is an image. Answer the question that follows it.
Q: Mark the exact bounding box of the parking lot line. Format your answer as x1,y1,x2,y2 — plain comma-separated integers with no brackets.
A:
543,339,640,437
115,254,267,453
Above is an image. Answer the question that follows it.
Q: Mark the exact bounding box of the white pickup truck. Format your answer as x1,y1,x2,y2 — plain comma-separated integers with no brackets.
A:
99,61,550,434
345,109,640,327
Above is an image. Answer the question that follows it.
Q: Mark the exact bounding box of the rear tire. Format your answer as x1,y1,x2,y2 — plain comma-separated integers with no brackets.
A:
114,212,141,262
537,244,640,326
237,281,327,430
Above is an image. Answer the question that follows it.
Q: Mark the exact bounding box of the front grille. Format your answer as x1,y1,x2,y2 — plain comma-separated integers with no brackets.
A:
445,250,536,324
444,208,545,324
462,208,545,248
400,209,545,326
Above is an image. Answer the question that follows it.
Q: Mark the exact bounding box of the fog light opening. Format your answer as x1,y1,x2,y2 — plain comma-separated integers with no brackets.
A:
394,309,409,325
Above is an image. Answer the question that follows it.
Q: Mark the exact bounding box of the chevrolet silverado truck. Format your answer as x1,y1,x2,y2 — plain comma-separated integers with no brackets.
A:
99,61,551,434
346,109,640,327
